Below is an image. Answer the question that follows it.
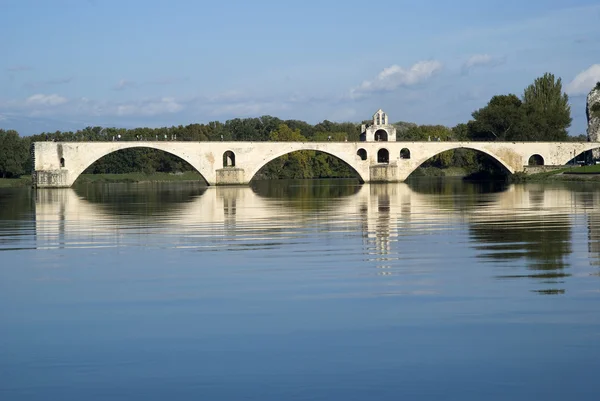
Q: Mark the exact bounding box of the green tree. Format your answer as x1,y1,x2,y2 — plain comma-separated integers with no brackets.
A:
522,72,571,141
467,94,526,141
0,129,28,178
269,124,306,142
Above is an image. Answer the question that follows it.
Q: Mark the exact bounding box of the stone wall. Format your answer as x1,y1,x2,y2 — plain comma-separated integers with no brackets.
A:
587,84,600,160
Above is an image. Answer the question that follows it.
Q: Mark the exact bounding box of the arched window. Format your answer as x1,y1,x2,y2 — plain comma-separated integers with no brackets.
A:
374,129,388,142
223,151,235,167
357,148,367,161
376,114,380,125
382,113,386,124
400,148,411,159
377,148,389,164
60,157,65,168
528,154,544,166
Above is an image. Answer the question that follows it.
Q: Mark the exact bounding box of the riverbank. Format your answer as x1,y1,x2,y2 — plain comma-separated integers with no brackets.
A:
0,176,32,188
511,164,600,183
74,171,204,184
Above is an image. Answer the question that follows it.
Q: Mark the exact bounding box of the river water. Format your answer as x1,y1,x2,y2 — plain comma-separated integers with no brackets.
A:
1,178,599,400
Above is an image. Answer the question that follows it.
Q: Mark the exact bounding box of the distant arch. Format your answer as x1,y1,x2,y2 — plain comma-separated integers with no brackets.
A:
223,151,235,167
403,146,515,180
377,148,389,164
528,154,544,166
400,148,411,159
357,148,367,161
248,148,366,183
374,129,388,142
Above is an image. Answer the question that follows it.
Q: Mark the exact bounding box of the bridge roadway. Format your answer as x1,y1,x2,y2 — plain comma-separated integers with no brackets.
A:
33,140,600,187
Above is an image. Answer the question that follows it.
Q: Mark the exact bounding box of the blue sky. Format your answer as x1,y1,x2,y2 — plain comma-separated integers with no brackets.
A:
1,0,599,135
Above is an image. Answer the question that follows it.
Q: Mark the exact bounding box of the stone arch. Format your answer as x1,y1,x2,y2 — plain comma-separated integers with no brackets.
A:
400,148,411,159
357,148,367,161
223,150,235,167
401,146,516,180
374,129,388,142
247,148,366,183
528,154,544,166
377,148,389,164
68,144,209,186
60,157,65,167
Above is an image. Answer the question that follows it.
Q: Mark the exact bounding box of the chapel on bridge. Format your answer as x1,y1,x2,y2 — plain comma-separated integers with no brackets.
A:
360,109,397,142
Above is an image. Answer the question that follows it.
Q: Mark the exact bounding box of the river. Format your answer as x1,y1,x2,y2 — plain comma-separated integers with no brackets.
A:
1,178,599,400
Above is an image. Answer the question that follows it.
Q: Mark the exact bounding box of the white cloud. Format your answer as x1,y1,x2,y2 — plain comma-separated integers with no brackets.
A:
461,54,504,73
566,64,600,96
114,79,137,90
116,97,183,116
25,94,68,106
351,60,443,98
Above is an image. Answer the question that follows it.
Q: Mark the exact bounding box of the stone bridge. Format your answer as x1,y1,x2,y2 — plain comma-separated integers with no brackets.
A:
33,140,600,187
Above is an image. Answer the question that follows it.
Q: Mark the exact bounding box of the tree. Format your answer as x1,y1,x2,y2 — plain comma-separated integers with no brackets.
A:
0,130,28,178
467,94,526,141
522,72,571,141
269,124,306,142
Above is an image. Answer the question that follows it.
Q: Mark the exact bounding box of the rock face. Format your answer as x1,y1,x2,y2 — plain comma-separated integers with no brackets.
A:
587,84,600,160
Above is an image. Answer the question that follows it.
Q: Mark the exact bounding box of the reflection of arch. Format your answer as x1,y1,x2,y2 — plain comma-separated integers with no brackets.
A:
528,154,544,166
60,157,65,167
223,151,235,167
374,129,388,142
400,148,411,159
377,148,389,164
357,148,367,161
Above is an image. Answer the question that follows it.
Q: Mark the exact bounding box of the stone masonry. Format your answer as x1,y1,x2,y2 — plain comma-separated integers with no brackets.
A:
587,83,600,160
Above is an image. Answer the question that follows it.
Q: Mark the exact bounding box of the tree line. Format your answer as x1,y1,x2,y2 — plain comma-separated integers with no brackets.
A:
0,72,582,179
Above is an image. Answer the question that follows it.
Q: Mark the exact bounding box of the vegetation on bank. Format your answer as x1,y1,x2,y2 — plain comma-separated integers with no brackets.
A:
74,171,204,184
0,176,31,188
0,73,595,182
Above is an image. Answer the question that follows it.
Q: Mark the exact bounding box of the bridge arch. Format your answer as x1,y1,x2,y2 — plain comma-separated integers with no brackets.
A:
246,147,367,183
68,143,210,186
403,145,517,179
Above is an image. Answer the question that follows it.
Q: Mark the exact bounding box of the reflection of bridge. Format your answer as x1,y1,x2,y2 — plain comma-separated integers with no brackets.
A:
33,140,600,187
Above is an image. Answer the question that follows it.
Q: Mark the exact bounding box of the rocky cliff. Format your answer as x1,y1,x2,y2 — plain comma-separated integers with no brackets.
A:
587,83,600,160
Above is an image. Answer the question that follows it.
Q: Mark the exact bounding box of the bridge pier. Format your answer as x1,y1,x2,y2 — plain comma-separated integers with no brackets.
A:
215,168,248,185
33,170,71,188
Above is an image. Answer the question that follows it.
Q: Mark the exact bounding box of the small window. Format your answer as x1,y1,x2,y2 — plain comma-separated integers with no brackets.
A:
528,154,544,166
60,157,65,168
377,148,389,164
357,148,367,161
400,148,411,159
223,151,235,167
382,113,386,124
376,115,380,125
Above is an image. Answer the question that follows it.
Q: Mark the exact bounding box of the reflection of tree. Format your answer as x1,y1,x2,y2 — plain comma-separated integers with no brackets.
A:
72,182,207,219
469,216,572,293
0,188,34,249
588,212,600,268
250,179,361,210
406,176,508,211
